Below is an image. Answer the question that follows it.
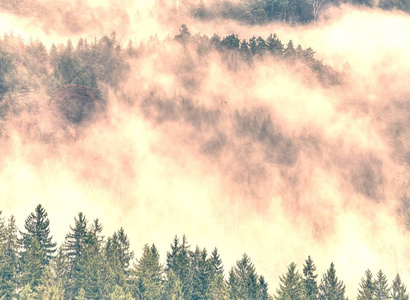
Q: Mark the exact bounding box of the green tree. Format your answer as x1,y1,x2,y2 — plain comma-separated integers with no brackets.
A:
259,275,269,300
109,284,135,300
374,270,390,300
162,270,183,300
303,256,318,300
318,263,346,300
165,235,193,299
391,274,409,300
228,253,260,300
20,205,56,265
357,269,375,300
134,244,163,300
19,284,37,300
0,215,19,299
275,262,304,300
207,248,228,299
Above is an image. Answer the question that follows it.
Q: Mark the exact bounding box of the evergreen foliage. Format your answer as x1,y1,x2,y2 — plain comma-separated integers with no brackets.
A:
0,207,407,299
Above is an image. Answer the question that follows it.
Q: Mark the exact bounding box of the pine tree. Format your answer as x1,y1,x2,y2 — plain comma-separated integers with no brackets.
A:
162,270,183,300
64,212,88,270
229,253,260,300
303,256,318,300
259,275,269,300
374,270,390,300
391,274,409,300
191,247,212,300
20,205,56,265
318,263,346,300
134,244,163,300
275,262,304,300
165,235,193,300
20,236,46,288
35,264,65,300
0,216,20,299
357,269,375,300
19,284,37,300
109,284,135,300
207,248,228,299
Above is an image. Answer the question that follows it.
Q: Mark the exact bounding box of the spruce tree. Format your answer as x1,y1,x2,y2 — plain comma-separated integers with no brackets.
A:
20,205,56,269
318,263,346,300
374,270,390,300
207,248,228,299
275,262,304,300
0,216,19,300
229,253,260,300
303,256,319,300
134,244,163,300
259,275,269,300
391,274,409,300
162,270,183,300
357,269,375,300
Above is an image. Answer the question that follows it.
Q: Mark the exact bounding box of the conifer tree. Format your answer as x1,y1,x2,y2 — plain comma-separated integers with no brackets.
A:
229,253,260,300
165,235,193,299
134,244,163,300
374,270,390,300
303,256,319,300
318,263,346,300
207,247,228,299
162,270,183,300
0,216,19,299
259,275,269,300
357,269,375,300
275,262,304,300
391,274,409,300
20,205,56,265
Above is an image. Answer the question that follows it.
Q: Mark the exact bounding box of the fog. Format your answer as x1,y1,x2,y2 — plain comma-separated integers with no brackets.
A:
0,0,409,297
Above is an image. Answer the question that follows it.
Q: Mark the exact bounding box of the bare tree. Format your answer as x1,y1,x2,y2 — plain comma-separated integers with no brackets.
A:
305,0,328,21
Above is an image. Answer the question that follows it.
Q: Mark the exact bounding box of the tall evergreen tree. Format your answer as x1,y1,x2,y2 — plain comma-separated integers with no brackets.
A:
20,205,56,265
134,244,163,300
391,274,409,300
318,263,346,300
374,270,390,300
303,256,319,300
0,215,19,299
275,262,304,300
357,269,375,300
162,270,183,300
229,253,260,300
165,235,193,300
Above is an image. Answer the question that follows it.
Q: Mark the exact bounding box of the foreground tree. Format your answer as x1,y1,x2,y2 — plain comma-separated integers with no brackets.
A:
391,274,409,300
275,262,304,300
357,269,375,300
303,256,319,300
318,263,346,300
134,244,163,299
374,270,390,300
228,253,260,299
20,205,56,287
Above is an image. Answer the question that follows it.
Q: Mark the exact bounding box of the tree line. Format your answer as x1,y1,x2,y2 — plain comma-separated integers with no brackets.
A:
0,205,408,299
156,0,410,25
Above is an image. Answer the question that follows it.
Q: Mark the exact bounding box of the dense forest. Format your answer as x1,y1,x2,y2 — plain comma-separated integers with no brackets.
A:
1,0,410,299
0,205,408,299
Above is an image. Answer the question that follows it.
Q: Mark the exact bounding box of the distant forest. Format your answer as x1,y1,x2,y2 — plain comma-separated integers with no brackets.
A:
0,205,408,299
0,24,344,132
156,0,410,25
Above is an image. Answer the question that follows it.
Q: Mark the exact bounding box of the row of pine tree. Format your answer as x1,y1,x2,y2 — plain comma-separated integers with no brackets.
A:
0,205,408,299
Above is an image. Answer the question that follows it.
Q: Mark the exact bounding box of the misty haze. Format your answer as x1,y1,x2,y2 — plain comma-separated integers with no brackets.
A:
0,0,409,299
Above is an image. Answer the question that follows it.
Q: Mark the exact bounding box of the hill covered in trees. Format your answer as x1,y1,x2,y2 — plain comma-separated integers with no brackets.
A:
0,205,409,299
1,0,410,299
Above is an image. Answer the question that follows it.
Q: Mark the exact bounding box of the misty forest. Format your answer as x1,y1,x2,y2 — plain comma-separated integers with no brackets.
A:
0,0,410,299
